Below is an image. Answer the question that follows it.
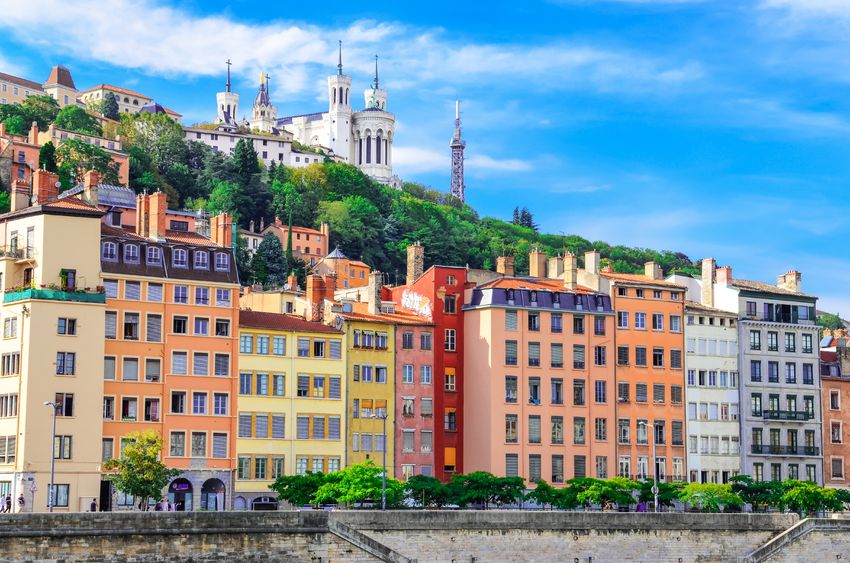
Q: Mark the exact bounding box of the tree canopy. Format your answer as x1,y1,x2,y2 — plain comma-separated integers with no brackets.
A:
102,430,180,510
54,105,103,136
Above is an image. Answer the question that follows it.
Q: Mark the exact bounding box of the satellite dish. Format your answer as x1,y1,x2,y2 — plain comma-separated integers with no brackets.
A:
283,283,291,290
54,181,62,189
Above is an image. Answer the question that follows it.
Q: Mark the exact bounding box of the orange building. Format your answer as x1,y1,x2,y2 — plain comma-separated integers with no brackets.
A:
576,254,687,482
463,256,617,485
312,247,370,290
822,336,850,489
261,220,329,267
99,191,240,511
0,122,41,195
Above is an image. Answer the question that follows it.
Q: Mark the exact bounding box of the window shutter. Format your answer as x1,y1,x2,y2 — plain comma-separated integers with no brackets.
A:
636,384,647,403
312,416,325,439
505,311,518,330
421,398,433,416
529,416,541,443
146,315,161,342
574,455,587,478
255,414,269,438
271,415,285,438
193,353,208,376
671,386,683,404
505,340,517,358
125,282,141,300
403,431,414,452
528,343,540,363
329,377,341,399
238,414,252,437
654,384,665,403
105,312,117,339
329,340,341,359
506,454,519,477
214,354,229,376
104,280,118,298
212,433,227,458
328,417,340,440
297,417,309,439
148,283,163,302
551,344,563,366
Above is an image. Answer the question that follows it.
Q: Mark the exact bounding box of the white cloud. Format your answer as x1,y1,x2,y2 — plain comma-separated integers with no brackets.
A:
0,53,26,78
466,155,532,174
392,146,450,175
760,0,850,20
0,0,704,100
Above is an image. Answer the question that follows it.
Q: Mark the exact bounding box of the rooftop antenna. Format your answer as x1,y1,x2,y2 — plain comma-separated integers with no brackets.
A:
337,40,343,76
373,55,379,89
225,59,232,92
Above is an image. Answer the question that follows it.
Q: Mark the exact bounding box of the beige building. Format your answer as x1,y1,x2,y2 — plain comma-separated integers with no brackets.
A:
42,65,78,108
79,84,181,119
0,72,43,106
0,169,106,512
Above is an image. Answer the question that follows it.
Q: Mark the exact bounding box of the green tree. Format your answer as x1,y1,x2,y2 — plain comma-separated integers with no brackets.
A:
0,192,9,214
312,461,404,507
55,138,121,188
447,472,524,509
679,483,743,513
102,430,180,511
730,476,785,512
817,312,846,333
118,112,187,189
206,179,240,218
780,481,843,515
233,138,259,187
39,141,58,172
1,114,25,136
576,477,638,510
269,472,326,507
54,105,102,135
525,480,559,509
252,232,287,287
0,94,59,133
638,479,684,510
102,92,120,120
404,475,451,508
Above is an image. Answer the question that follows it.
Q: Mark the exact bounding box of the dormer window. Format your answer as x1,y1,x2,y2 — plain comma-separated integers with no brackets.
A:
102,242,117,261
146,246,161,266
506,289,515,304
530,291,538,304
215,253,230,271
194,250,209,270
173,249,188,268
123,244,139,264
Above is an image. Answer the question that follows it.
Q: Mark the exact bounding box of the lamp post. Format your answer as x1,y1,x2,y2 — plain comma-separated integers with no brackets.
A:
372,411,388,510
637,420,659,512
44,401,58,512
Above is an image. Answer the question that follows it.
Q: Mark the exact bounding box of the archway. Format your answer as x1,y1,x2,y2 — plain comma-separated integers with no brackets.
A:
234,496,248,511
251,496,279,511
200,478,226,511
168,478,193,511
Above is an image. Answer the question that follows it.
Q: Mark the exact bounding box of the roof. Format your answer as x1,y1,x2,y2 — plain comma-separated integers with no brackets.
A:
44,65,76,89
349,260,369,269
325,247,348,259
336,301,433,326
601,271,686,289
239,310,341,333
730,279,816,299
277,112,325,125
685,300,737,316
163,107,182,118
139,101,167,115
254,82,270,106
164,229,217,247
0,195,103,222
81,83,148,99
477,276,595,293
60,183,137,208
0,71,43,91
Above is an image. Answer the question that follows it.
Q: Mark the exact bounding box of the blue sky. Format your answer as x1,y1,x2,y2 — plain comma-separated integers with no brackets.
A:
2,0,849,313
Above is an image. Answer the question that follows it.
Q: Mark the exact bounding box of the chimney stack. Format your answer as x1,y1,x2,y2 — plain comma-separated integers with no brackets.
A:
496,256,514,277
700,258,716,307
777,270,802,293
28,121,39,145
716,266,733,286
529,248,547,278
287,272,299,291
644,261,663,281
149,191,168,240
82,170,101,206
135,194,150,238
547,256,564,280
10,180,30,212
306,275,324,322
563,252,577,290
210,212,233,248
32,170,59,204
584,250,600,276
406,241,424,285
368,271,382,315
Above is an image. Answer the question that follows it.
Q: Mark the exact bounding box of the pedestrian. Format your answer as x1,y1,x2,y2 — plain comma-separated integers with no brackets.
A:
90,498,97,512
0,495,6,513
637,501,646,513
154,500,162,511
5,494,11,513
17,493,24,512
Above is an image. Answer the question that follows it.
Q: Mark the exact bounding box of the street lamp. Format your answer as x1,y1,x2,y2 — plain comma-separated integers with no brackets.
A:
371,411,388,510
637,420,659,513
44,401,59,512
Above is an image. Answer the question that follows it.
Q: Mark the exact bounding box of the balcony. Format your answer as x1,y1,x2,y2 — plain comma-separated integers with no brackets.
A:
762,410,813,421
751,445,820,456
4,287,106,304
0,246,37,263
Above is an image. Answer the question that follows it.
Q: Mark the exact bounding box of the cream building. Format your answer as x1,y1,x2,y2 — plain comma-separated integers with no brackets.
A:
0,169,105,512
0,72,43,106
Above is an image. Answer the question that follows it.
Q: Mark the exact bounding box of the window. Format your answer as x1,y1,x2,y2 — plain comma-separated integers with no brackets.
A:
505,340,518,365
145,359,161,382
634,312,646,329
831,390,841,410
174,285,188,304
573,345,585,369
652,347,664,367
803,364,814,385
551,313,563,333
147,247,162,266
402,332,414,349
445,370,456,391
617,311,629,329
445,329,456,351
192,392,207,414
172,351,188,375
574,417,586,445
670,315,681,333
595,418,607,441
240,335,253,354
528,415,541,444
57,318,77,335
193,353,209,376
767,331,778,352
652,313,663,331
173,249,188,268
444,295,457,314
529,377,541,404
750,361,762,382
215,253,230,271
751,393,763,416
670,349,682,369
144,398,160,422
214,319,230,337
551,378,563,405
785,333,796,353
123,313,140,340
102,242,117,260
802,333,813,354
55,352,75,375
420,333,432,350
636,384,648,403
595,381,607,403
618,382,630,403
594,346,607,366
194,250,209,270
653,384,665,404
147,314,162,342
506,454,519,477
573,379,585,406
635,347,647,366
594,316,606,335
786,363,797,384
171,392,185,414
191,432,206,457
420,365,432,384
573,316,584,334
528,342,541,367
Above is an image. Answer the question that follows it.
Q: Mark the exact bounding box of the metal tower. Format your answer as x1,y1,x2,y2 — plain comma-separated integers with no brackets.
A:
450,98,466,202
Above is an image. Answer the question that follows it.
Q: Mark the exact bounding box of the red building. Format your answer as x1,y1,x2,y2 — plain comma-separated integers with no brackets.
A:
390,243,467,481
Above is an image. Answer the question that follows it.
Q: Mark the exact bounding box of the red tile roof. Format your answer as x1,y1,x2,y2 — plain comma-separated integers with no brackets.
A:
601,271,686,289
730,279,816,299
100,223,145,240
81,83,148,99
0,71,43,91
45,196,100,212
337,301,433,325
164,229,217,247
478,276,595,293
239,310,341,333
685,300,737,316
45,65,76,89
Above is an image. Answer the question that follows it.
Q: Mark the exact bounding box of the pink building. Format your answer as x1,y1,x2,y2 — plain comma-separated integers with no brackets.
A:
395,321,436,480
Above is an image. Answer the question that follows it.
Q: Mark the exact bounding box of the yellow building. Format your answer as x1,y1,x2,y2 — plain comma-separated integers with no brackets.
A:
235,310,345,509
0,170,105,512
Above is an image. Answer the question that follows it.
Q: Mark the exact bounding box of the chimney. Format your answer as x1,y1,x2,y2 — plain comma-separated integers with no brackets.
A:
274,216,283,227
259,216,265,231
584,250,600,276
644,261,663,281
32,170,59,204
287,272,299,291
496,256,514,277
10,180,30,212
700,258,716,307
716,266,733,285
306,275,324,322
0,123,5,137
406,241,424,284
28,121,39,145
367,271,382,315
529,248,547,278
209,212,232,248
149,191,168,240
777,270,802,293
323,272,338,295
135,194,150,237
320,222,330,239
547,256,564,280
82,170,101,206
249,219,255,233
563,253,578,290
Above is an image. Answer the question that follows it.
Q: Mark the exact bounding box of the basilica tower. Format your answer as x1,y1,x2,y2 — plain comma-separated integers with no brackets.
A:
450,98,466,202
327,41,353,161
215,59,239,130
251,72,277,133
352,55,394,184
